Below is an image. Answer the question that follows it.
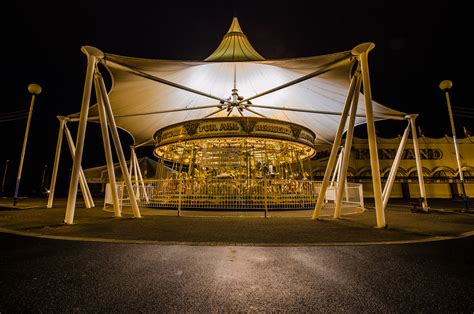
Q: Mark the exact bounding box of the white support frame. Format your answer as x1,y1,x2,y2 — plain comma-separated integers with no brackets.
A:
132,147,149,203
96,71,142,218
382,121,410,210
330,148,343,188
353,43,386,228
64,46,102,224
60,42,422,228
63,123,95,209
47,116,66,208
336,148,343,184
334,73,361,218
312,69,359,219
129,147,135,179
177,178,182,217
94,73,121,217
129,147,137,198
408,114,429,211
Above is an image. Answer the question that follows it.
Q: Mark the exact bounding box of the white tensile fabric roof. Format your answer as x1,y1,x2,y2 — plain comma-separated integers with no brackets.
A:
77,18,405,145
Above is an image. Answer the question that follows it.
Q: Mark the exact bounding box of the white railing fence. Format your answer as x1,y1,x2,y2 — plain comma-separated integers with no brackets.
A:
108,179,364,211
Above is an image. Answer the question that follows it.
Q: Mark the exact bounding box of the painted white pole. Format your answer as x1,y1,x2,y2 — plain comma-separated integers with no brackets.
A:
329,149,344,204
132,147,145,202
97,74,142,218
353,42,386,228
47,116,66,208
312,70,358,219
64,46,102,224
129,147,134,178
13,84,42,206
131,148,140,199
344,177,349,203
408,114,429,211
129,147,138,199
177,178,182,217
330,150,343,188
64,124,94,208
119,181,125,213
336,147,344,184
132,149,140,199
382,122,410,209
359,184,364,208
133,151,138,184
134,150,149,203
264,177,268,218
94,73,121,217
79,171,94,207
334,74,361,218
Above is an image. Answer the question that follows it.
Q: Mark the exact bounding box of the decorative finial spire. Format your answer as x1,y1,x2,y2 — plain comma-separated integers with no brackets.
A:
205,17,265,62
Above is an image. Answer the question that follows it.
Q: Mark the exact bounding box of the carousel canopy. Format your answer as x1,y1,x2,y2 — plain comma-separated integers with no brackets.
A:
73,18,405,145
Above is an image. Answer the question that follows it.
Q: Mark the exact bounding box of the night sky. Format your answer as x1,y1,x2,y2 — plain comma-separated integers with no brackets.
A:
0,0,471,195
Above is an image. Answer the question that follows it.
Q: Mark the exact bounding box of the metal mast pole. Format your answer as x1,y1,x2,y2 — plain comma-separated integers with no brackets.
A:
94,72,121,217
65,46,102,224
408,114,429,211
312,69,358,219
353,42,386,228
382,121,410,209
47,117,66,208
334,74,361,218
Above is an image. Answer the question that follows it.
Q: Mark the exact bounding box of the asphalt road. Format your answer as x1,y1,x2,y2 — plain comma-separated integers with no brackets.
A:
0,234,473,312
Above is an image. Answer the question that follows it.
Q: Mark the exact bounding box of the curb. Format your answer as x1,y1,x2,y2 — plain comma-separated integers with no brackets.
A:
1,227,473,247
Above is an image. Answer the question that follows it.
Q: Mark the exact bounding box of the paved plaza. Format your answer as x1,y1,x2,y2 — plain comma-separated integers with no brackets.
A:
1,197,472,245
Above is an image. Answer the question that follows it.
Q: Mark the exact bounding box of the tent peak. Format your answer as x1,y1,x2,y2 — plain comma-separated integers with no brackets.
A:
205,17,265,62
227,17,243,33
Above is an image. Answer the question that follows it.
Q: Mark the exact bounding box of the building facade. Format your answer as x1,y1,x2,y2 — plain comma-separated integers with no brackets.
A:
311,136,474,198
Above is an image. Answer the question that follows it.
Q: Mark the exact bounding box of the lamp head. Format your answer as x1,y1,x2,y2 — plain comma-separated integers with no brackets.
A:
439,80,453,91
28,83,42,95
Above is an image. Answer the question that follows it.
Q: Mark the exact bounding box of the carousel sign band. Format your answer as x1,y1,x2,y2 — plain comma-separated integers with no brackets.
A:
154,117,316,149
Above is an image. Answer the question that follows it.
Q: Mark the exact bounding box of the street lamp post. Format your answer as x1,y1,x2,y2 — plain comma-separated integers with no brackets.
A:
439,80,469,211
13,84,42,206
41,164,48,191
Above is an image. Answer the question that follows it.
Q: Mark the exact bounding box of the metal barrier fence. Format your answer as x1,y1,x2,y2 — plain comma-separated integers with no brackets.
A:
114,179,364,210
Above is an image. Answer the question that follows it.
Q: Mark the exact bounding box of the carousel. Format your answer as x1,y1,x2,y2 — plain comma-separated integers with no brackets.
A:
47,17,418,228
154,117,316,180
148,116,319,210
